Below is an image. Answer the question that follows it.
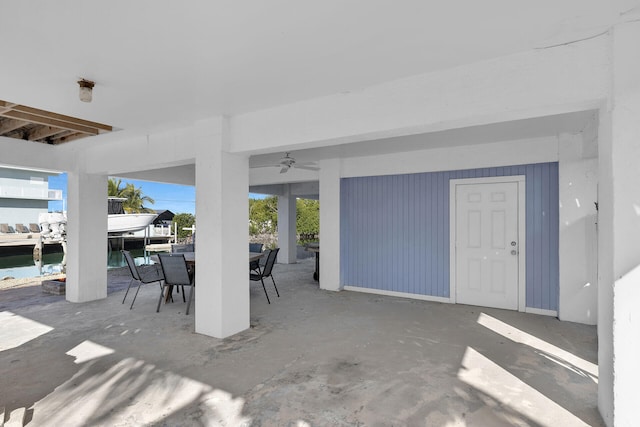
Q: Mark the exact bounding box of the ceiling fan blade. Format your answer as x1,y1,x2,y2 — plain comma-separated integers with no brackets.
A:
280,165,290,174
293,165,319,171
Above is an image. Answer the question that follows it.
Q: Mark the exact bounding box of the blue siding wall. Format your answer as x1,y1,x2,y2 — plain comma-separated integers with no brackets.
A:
340,162,559,311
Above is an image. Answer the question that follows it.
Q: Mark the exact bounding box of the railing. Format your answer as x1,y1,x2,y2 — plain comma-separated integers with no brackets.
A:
0,185,63,200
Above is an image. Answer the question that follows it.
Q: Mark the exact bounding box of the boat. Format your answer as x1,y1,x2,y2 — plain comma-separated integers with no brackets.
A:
108,213,158,233
107,198,157,234
38,198,158,237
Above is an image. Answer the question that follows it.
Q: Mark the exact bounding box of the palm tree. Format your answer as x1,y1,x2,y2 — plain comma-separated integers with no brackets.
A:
107,178,155,213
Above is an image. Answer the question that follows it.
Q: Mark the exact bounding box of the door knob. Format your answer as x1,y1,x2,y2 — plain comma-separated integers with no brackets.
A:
511,250,517,255
511,241,517,246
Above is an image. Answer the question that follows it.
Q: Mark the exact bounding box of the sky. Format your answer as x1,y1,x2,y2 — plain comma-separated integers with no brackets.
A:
48,173,265,215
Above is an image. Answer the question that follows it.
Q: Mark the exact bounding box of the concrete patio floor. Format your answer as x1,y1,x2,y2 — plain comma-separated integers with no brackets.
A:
1,258,602,426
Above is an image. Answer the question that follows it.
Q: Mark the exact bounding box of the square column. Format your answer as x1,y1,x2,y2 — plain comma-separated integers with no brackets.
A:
598,20,640,427
558,132,598,324
318,159,341,291
194,118,250,338
278,185,297,264
65,171,107,302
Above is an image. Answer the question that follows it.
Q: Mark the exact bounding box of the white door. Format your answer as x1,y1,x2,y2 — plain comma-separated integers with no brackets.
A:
454,181,520,310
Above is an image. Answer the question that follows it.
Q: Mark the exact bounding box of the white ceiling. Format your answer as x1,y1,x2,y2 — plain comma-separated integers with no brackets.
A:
0,1,635,137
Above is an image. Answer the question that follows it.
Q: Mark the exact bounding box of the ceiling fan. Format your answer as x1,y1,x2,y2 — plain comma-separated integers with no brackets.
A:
259,152,319,174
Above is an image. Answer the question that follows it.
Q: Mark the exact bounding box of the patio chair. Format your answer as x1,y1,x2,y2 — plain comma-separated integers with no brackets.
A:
250,248,280,304
29,223,41,233
171,243,194,253
1,223,16,233
157,253,195,315
15,223,30,233
249,243,263,272
121,250,164,309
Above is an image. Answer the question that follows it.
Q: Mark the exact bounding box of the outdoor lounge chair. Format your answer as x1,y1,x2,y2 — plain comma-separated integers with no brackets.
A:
121,250,164,309
29,223,41,233
250,248,280,304
15,223,30,233
1,224,17,233
157,253,195,315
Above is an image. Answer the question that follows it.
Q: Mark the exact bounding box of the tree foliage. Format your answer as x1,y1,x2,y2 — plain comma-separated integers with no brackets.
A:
248,196,319,240
173,213,196,239
107,178,155,213
296,199,319,238
249,196,278,234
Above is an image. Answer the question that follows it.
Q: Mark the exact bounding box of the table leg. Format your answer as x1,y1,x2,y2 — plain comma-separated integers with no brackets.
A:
313,252,319,281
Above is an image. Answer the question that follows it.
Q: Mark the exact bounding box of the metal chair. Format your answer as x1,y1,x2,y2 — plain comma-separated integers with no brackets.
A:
249,243,263,272
121,250,164,309
157,253,195,315
250,248,280,304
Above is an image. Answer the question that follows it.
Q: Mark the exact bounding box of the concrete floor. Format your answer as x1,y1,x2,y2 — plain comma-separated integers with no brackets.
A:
1,258,602,426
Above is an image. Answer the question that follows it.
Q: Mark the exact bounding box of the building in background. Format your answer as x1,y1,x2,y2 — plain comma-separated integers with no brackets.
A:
0,166,63,230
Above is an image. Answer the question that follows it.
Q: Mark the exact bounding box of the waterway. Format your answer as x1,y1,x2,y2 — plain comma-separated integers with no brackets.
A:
0,248,153,280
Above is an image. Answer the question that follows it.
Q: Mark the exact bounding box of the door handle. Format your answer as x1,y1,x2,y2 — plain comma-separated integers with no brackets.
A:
511,250,518,255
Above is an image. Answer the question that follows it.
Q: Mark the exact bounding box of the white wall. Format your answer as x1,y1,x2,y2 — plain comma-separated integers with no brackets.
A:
558,132,599,325
230,36,608,154
341,137,558,178
600,19,640,427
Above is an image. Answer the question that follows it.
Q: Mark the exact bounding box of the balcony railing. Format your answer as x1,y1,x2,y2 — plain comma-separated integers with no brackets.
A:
0,185,63,200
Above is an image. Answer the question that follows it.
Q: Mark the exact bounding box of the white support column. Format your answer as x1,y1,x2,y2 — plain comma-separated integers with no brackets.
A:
194,118,250,338
65,170,107,302
598,20,640,427
278,184,297,264
558,132,598,325
318,158,341,291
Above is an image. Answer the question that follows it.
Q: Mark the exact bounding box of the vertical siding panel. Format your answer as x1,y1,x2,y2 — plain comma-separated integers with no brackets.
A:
370,177,375,288
340,162,558,310
409,174,416,294
365,177,372,288
549,163,560,311
540,164,551,310
443,171,451,297
436,172,445,289
420,173,426,294
534,165,542,308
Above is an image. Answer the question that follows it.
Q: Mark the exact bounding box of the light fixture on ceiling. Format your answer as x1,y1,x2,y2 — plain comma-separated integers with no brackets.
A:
77,78,95,102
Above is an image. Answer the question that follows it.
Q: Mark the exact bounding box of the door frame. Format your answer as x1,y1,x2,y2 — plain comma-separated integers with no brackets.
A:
449,175,527,312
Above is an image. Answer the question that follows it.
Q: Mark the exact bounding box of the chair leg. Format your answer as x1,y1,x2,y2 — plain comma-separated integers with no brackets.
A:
130,281,143,309
156,284,166,312
181,286,186,302
260,277,271,304
186,286,195,315
122,278,135,304
270,276,280,298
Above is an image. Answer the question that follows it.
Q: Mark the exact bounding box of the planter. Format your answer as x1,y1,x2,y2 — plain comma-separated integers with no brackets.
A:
42,279,66,295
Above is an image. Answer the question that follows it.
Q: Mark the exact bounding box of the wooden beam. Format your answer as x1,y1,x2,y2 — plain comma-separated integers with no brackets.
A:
11,104,112,132
50,132,88,144
0,101,17,114
28,125,68,141
0,118,27,134
2,110,99,135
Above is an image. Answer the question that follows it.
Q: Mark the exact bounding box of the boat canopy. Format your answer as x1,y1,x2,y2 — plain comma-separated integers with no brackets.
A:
108,197,126,215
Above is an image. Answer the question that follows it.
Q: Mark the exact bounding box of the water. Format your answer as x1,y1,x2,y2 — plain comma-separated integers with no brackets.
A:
0,248,155,280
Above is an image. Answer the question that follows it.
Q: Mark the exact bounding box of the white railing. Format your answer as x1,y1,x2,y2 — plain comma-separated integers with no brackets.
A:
0,185,63,200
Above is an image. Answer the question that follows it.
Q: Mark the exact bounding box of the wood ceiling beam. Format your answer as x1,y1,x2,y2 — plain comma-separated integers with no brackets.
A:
28,125,68,141
0,101,18,114
0,118,28,134
2,110,100,135
11,104,112,132
50,132,88,145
